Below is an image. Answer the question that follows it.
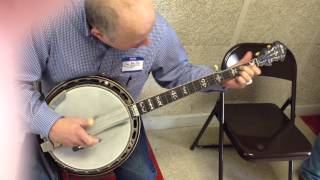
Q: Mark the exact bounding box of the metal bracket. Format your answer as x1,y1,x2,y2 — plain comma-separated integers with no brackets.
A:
129,104,140,117
40,141,54,152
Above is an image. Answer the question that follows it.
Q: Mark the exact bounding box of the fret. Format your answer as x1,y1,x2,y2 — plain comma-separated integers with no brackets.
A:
186,83,195,94
200,77,208,88
147,98,155,111
196,79,203,90
207,75,216,85
181,85,190,96
235,67,242,74
155,95,164,107
170,89,179,101
254,58,260,67
192,80,202,92
229,68,236,77
231,67,240,77
174,87,184,99
213,73,223,83
151,97,160,109
138,101,148,113
220,68,238,80
164,91,173,103
222,70,229,80
159,93,170,105
221,70,232,80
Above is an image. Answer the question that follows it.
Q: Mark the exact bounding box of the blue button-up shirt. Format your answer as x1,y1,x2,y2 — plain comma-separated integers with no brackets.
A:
20,0,220,136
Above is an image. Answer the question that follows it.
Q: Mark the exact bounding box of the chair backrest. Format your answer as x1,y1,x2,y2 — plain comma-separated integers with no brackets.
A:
220,42,297,119
221,43,297,83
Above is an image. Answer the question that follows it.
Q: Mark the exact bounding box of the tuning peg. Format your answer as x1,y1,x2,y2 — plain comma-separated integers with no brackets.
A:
213,64,219,71
255,52,260,56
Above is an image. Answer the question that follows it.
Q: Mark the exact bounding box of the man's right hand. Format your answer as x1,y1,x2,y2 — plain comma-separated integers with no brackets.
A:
49,117,100,147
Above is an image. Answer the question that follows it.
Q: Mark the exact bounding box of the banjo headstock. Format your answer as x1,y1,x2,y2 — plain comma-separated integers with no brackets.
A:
255,41,287,67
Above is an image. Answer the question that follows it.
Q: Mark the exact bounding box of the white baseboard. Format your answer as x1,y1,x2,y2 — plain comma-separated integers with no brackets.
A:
143,113,218,130
295,104,320,116
143,104,320,130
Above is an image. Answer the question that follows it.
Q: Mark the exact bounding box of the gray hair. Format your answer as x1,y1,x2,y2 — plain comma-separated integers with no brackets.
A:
85,0,118,41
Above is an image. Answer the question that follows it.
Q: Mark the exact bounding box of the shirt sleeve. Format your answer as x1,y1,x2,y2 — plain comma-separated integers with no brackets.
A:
151,15,224,92
19,29,62,137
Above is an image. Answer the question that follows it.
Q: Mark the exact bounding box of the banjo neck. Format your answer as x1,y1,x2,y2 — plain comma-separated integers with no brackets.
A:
135,63,248,115
133,64,246,115
130,41,287,116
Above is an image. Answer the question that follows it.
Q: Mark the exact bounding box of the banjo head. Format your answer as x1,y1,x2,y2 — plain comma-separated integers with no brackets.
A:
44,76,141,175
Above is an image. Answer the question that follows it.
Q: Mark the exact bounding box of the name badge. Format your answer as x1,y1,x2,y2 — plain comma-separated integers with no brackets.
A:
122,56,144,72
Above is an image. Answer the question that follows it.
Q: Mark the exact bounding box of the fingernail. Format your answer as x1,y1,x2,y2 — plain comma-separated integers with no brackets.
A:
88,118,95,126
93,138,101,144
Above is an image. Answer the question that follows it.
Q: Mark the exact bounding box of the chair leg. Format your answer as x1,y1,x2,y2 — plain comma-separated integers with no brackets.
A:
219,120,224,180
190,106,217,150
219,93,224,180
288,161,293,180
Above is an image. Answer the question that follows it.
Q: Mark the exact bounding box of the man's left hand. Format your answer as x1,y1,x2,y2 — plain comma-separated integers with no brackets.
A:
222,51,261,89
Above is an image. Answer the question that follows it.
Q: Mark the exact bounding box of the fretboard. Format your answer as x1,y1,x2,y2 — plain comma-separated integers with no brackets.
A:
134,58,259,115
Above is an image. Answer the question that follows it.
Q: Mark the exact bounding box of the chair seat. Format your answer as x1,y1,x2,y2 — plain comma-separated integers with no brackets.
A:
224,103,312,161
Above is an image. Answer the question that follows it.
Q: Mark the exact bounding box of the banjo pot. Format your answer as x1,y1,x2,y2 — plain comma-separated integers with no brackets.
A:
42,76,141,175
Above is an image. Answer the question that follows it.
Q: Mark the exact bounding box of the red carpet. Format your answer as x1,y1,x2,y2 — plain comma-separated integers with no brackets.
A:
301,115,320,135
147,140,164,180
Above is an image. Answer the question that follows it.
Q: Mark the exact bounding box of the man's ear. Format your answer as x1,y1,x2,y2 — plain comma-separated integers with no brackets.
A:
90,27,109,44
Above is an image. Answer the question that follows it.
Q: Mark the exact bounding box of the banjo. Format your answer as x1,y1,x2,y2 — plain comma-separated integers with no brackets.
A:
40,41,287,176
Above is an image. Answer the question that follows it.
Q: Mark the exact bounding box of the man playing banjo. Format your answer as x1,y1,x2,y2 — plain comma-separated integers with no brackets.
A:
21,0,261,179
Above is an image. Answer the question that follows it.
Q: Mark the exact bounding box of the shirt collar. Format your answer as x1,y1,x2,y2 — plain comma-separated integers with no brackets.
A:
76,0,112,48
81,1,91,37
83,10,91,36
71,0,91,37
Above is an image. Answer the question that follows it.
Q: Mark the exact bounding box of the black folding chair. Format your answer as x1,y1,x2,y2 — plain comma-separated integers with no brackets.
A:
190,43,312,180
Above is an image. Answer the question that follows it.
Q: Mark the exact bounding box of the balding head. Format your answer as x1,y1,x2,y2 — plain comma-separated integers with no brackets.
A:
85,0,156,50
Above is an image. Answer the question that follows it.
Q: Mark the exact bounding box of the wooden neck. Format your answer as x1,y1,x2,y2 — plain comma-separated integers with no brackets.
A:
134,58,260,115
